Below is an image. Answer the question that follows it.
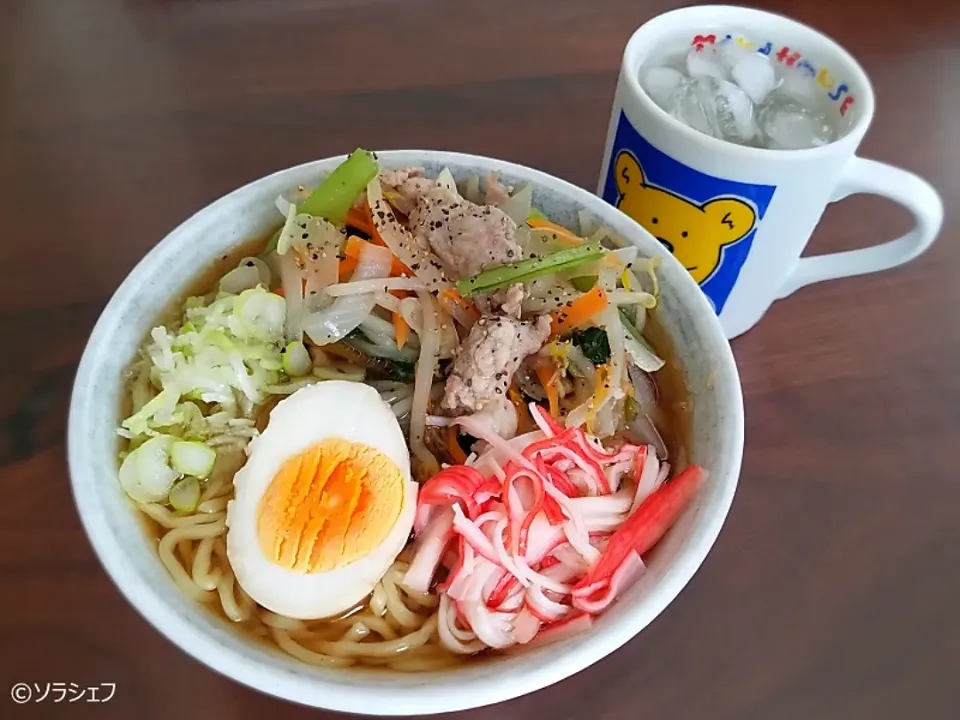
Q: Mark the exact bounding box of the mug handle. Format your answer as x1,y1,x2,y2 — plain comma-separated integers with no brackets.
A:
777,157,943,298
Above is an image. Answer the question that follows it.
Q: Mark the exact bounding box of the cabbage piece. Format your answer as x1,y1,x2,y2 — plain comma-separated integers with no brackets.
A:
120,287,287,443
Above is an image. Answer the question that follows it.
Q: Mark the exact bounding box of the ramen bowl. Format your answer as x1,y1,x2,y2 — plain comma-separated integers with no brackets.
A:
68,150,744,715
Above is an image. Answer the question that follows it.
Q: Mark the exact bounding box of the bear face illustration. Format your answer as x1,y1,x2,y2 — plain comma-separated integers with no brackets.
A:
614,152,757,285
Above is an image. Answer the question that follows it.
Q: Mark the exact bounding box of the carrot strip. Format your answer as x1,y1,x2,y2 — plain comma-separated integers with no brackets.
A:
338,256,358,281
343,235,412,278
445,427,468,465
528,218,584,246
551,286,609,336
363,203,415,277
443,288,481,321
533,361,561,419
508,387,535,434
345,205,374,235
343,235,367,260
393,311,410,349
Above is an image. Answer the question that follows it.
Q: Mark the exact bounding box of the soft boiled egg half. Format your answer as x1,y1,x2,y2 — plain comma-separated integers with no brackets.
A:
226,381,417,619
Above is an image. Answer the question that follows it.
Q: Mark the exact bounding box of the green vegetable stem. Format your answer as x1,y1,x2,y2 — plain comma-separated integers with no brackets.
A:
298,148,380,223
457,242,606,297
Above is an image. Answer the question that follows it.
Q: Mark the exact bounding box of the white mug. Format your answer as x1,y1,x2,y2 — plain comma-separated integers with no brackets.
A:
597,5,943,339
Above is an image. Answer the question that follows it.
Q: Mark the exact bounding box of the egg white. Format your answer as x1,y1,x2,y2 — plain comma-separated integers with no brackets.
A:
226,381,416,619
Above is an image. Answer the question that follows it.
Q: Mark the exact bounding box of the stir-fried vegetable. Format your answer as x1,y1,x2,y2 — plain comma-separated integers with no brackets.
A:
551,286,609,336
343,329,419,363
220,257,271,294
410,291,441,479
343,236,412,278
457,242,606,297
393,310,410,350
570,326,611,365
498,183,533,225
533,359,561,418
527,217,584,246
619,308,665,372
366,177,450,294
302,242,394,345
298,148,379,223
570,275,597,292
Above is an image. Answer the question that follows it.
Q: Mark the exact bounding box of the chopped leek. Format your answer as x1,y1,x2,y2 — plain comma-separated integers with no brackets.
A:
298,148,380,223
119,435,179,503
169,477,201,512
527,207,549,222
119,286,288,442
281,341,312,377
170,440,217,479
457,242,606,297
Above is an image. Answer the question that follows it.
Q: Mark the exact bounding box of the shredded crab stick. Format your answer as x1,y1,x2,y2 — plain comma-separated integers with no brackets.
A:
403,404,705,652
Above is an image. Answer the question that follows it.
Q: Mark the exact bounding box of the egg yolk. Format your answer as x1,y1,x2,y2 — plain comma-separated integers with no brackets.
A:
256,438,404,573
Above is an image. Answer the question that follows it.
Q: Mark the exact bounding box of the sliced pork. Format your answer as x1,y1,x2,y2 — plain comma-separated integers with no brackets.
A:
442,314,551,415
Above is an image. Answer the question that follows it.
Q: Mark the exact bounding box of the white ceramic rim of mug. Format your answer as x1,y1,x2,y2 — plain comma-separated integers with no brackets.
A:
624,4,877,158
68,150,744,715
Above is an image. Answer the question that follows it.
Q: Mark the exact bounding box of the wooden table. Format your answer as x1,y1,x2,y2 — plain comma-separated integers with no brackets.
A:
2,0,958,718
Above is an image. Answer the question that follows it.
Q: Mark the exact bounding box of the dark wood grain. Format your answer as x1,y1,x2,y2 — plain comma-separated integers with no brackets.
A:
2,0,959,718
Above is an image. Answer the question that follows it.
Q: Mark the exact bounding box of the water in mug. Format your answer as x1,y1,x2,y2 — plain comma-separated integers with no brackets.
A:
640,36,838,150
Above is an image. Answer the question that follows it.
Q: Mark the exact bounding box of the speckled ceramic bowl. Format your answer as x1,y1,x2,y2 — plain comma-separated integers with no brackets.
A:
68,150,743,715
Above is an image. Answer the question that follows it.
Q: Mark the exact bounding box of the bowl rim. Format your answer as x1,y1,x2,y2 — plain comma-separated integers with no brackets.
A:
68,149,744,715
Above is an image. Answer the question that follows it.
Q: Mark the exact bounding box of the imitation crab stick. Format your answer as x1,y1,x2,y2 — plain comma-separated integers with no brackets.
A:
573,464,706,597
